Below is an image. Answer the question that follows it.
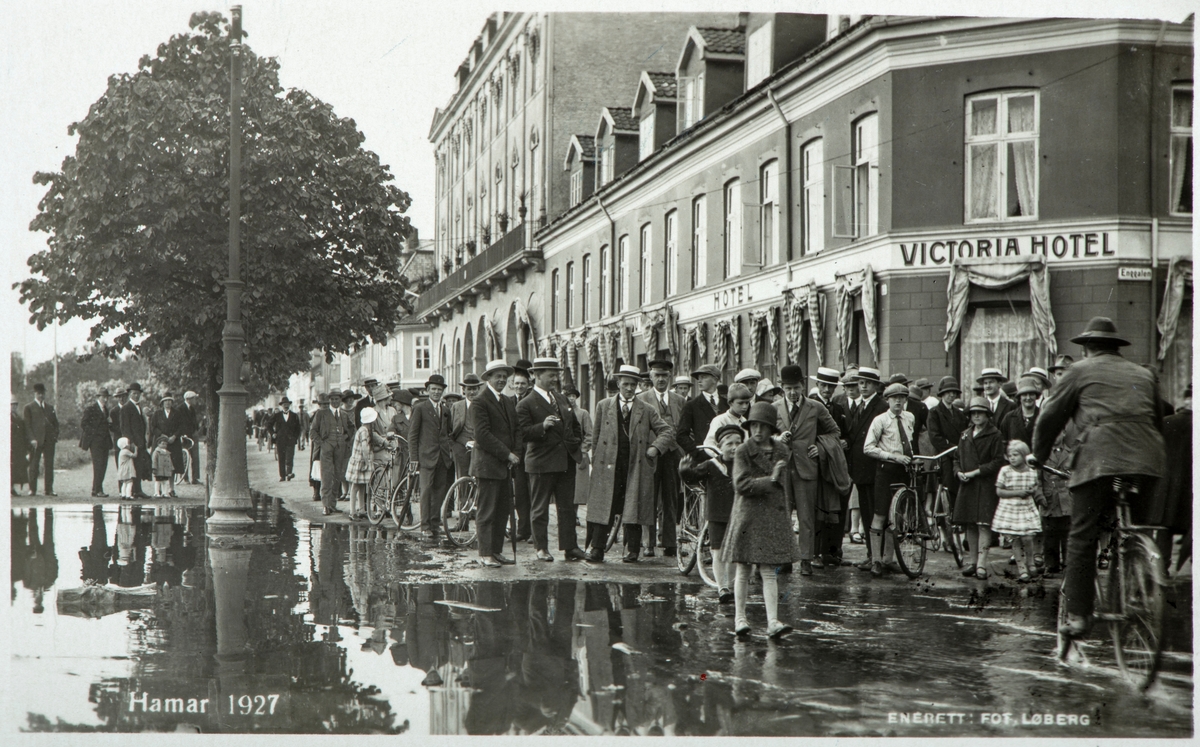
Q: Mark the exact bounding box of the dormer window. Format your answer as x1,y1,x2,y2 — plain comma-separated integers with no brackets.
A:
746,21,773,88
639,110,655,161
564,134,596,207
683,74,705,128
634,71,677,161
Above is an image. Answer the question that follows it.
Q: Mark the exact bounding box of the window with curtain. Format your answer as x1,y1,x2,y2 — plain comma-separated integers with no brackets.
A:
617,235,629,312
639,110,656,161
551,269,560,332
415,335,432,371
665,211,679,297
853,113,879,237
959,305,1048,388
582,254,592,323
724,179,742,278
566,262,576,327
756,316,778,385
600,245,610,318
692,196,707,288
1162,299,1192,407
802,139,825,254
640,224,652,304
760,160,779,265
1171,86,1193,215
965,90,1039,222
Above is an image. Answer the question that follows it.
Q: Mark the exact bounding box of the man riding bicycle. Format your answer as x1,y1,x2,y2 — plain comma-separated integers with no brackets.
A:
1031,317,1166,638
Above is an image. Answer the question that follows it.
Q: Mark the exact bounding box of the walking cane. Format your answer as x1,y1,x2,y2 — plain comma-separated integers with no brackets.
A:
508,463,519,560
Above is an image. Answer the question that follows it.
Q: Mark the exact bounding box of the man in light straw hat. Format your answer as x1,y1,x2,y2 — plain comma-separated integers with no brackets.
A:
976,367,1013,424
672,375,693,399
517,357,586,562
1033,316,1165,639
583,364,674,563
471,359,522,567
450,374,483,480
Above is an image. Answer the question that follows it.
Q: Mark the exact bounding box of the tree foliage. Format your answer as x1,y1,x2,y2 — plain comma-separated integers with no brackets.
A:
18,11,414,412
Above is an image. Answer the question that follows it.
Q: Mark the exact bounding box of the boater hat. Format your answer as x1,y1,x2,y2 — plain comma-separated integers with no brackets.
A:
855,367,882,383
975,367,1008,384
780,365,804,386
615,364,643,382
482,359,514,378
692,363,722,379
673,375,692,387
742,402,781,434
810,367,841,385
733,368,762,384
528,357,561,372
1070,316,1130,346
937,376,962,396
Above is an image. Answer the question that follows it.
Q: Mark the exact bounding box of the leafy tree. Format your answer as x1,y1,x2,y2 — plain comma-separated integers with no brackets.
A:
17,11,414,478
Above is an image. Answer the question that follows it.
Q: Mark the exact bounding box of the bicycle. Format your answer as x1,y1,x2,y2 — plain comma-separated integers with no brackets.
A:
366,439,401,526
677,447,718,586
1038,462,1167,692
387,437,424,531
442,475,479,547
173,435,195,487
887,446,958,578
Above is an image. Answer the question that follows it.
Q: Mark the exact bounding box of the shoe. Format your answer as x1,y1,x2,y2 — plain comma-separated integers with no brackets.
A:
312,495,321,502
643,548,656,558
734,619,751,636
885,561,904,575
323,507,342,516
811,556,825,569
280,477,287,482
767,620,793,638
1058,613,1092,638
585,549,604,564
850,532,865,544
622,551,639,563
536,550,554,562
169,492,178,499
1018,572,1032,583
855,559,874,571
1008,555,1017,565
975,567,988,580
46,491,58,497
288,473,295,480
961,565,977,577
91,491,101,497
565,548,588,562
97,491,109,497
800,560,813,576
480,556,502,568
663,547,677,557
1034,554,1045,568
779,562,794,574
492,553,515,565
870,561,883,577
515,534,532,543
718,588,734,604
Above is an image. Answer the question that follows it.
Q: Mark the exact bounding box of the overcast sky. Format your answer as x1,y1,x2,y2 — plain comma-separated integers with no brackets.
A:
2,0,1187,373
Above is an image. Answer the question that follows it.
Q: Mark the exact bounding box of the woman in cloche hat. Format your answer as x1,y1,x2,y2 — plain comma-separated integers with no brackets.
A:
952,397,1008,579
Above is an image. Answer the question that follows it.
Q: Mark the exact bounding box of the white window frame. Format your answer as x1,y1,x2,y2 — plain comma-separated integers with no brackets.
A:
600,244,610,318
759,160,779,266
746,22,773,89
724,179,742,278
665,211,679,297
964,90,1040,223
640,224,652,305
691,196,707,289
683,73,706,129
617,235,630,312
853,113,880,237
599,143,614,186
802,139,825,254
570,168,583,207
1171,84,1193,216
551,269,560,332
582,254,592,323
414,334,432,371
639,110,656,161
566,262,576,327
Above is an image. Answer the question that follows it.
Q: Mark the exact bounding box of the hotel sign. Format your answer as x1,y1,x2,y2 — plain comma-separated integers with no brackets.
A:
897,232,1115,267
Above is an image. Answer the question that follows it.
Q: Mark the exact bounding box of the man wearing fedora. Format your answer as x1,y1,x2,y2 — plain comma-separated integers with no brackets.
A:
80,388,113,497
518,358,587,562
777,364,842,574
1033,317,1166,638
676,363,728,461
355,377,380,429
844,367,888,564
108,388,128,472
584,364,674,563
309,390,347,515
450,374,483,479
471,360,522,567
409,373,456,538
977,368,1014,424
121,382,151,498
269,397,303,482
638,358,686,557
24,382,60,496
149,391,187,484
1048,354,1074,384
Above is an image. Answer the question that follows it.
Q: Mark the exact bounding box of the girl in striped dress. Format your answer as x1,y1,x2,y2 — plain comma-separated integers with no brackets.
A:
993,440,1042,582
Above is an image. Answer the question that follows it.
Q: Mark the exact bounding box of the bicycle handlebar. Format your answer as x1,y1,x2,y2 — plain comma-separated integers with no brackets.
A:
1026,455,1070,479
912,446,957,461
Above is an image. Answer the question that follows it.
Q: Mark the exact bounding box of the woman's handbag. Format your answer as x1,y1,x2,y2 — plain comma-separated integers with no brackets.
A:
310,460,321,482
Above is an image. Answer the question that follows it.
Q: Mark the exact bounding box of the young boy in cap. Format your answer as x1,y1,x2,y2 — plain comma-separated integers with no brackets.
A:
862,382,918,577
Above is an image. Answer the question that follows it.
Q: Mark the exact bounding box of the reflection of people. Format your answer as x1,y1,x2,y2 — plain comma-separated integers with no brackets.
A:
110,505,147,587
79,505,111,583
24,509,59,613
512,580,580,732
11,511,30,599
310,523,351,627
463,583,516,734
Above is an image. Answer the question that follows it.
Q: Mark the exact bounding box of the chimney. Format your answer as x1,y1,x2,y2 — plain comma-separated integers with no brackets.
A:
737,12,750,30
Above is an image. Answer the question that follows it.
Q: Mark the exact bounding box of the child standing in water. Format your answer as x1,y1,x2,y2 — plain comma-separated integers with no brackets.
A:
993,440,1043,582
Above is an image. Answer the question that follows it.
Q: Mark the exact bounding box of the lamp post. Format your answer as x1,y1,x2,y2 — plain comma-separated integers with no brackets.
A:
208,5,253,531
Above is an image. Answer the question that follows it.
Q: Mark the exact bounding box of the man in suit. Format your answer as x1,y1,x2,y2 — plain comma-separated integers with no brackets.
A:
450,374,483,479
80,388,113,497
24,382,60,496
810,367,849,437
180,391,203,484
671,376,693,399
978,368,1014,424
12,397,31,496
149,392,187,485
777,365,842,574
270,397,303,482
508,362,534,541
409,374,456,538
121,382,151,498
844,367,888,568
108,388,127,472
354,377,379,429
517,357,587,562
471,360,521,567
637,358,684,557
676,363,727,460
309,390,347,515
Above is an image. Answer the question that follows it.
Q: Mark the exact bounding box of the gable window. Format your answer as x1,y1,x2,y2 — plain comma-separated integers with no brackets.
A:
691,196,707,289
600,244,611,318
746,22,773,89
724,179,742,278
551,269,560,332
802,139,825,254
617,235,630,312
639,110,656,161
640,223,652,305
759,160,779,265
965,91,1039,222
665,210,679,297
582,254,592,323
1171,85,1193,215
570,168,583,207
566,262,576,327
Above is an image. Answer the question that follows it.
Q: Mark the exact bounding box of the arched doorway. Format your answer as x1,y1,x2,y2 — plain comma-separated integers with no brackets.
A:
463,323,475,376
476,315,490,372
505,302,522,362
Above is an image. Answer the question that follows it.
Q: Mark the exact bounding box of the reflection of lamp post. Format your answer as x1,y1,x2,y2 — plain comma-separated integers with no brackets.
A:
208,538,253,716
208,5,253,531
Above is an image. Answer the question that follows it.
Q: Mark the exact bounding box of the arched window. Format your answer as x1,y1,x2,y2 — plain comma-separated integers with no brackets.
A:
582,254,592,323
551,269,560,332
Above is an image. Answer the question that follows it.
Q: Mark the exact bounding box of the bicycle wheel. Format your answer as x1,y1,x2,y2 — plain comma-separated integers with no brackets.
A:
174,451,191,487
1110,532,1166,691
442,477,479,548
366,469,391,526
890,488,926,578
676,490,702,575
935,487,964,568
606,514,622,551
695,522,718,588
392,471,421,531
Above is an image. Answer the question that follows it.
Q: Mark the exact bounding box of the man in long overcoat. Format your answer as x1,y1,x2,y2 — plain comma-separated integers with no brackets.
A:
844,367,887,565
80,388,114,497
12,397,30,496
470,360,521,566
108,389,127,471
584,365,673,563
24,382,60,496
121,382,151,498
309,391,346,515
637,358,685,556
180,391,203,484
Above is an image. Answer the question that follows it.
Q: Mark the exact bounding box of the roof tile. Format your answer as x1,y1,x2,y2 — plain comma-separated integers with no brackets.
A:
605,107,639,133
696,26,746,55
646,71,678,99
572,135,596,160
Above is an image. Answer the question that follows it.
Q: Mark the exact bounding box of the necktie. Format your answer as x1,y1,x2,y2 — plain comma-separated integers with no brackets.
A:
708,395,716,409
896,415,913,458
622,399,631,417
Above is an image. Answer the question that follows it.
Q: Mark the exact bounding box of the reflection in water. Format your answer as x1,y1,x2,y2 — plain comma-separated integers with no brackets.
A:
9,503,1193,735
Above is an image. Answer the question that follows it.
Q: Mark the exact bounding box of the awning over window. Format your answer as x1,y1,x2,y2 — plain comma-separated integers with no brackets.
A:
1157,256,1193,361
943,255,1057,358
836,265,878,368
784,282,824,366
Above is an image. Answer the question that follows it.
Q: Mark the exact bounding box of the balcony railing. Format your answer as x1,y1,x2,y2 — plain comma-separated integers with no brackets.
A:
413,223,538,320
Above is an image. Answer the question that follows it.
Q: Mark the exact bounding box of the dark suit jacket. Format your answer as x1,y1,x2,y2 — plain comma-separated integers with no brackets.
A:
108,403,124,446
121,401,148,450
987,393,1015,427
270,410,303,448
179,403,201,436
517,388,583,473
150,407,186,447
80,401,113,451
845,394,888,485
774,396,840,481
471,388,520,480
812,394,848,440
999,406,1040,448
677,393,727,458
408,398,453,470
905,397,929,449
637,389,683,454
23,400,59,445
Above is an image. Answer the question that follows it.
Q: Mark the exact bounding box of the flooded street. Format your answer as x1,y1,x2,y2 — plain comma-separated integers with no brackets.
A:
10,501,1193,736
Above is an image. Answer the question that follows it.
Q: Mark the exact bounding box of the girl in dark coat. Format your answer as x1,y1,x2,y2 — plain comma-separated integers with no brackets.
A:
726,403,801,638
953,397,1007,579
679,423,742,605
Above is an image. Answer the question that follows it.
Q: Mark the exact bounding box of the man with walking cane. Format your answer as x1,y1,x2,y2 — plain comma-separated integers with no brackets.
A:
471,360,521,567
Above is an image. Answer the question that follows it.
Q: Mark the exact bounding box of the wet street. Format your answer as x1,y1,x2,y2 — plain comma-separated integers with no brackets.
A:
9,501,1193,736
